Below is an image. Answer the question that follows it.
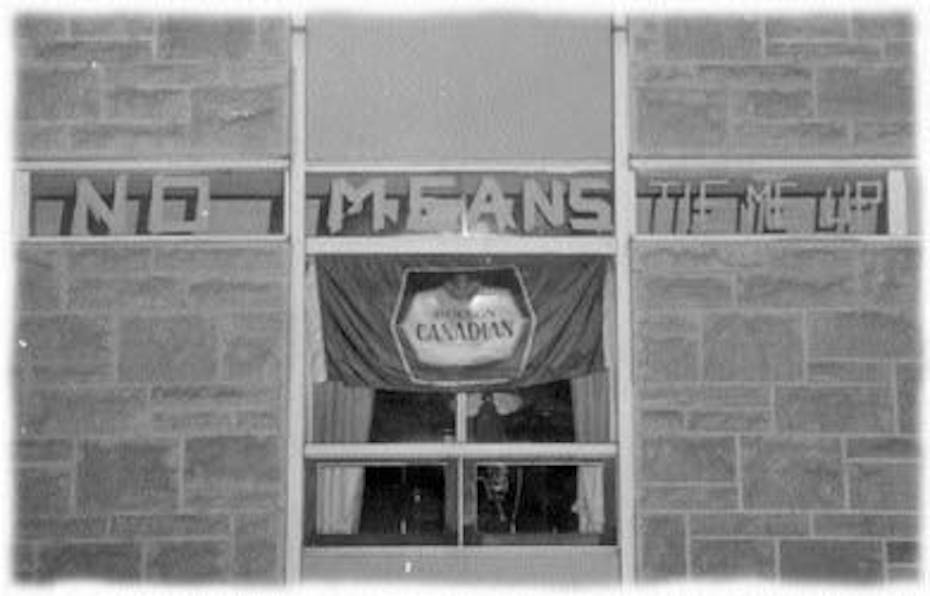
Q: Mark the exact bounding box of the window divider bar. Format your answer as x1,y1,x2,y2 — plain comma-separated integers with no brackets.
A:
304,443,618,460
15,159,290,171
305,160,613,174
14,170,30,239
285,13,308,585
630,158,917,170
304,236,617,255
613,15,637,585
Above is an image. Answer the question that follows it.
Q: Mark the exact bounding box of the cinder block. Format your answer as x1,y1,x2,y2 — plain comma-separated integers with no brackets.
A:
808,310,918,359
641,436,735,482
635,312,700,382
640,514,686,579
77,439,179,513
16,15,68,41
145,540,231,581
774,385,893,433
640,409,685,432
736,268,857,307
183,435,281,508
117,315,218,382
16,122,71,156
18,67,100,121
691,539,775,577
779,540,883,581
151,383,279,409
105,62,226,88
17,439,73,463
807,360,890,385
695,64,812,87
886,541,918,564
741,436,844,509
256,18,288,59
37,542,142,580
848,462,918,510
703,313,803,381
731,119,849,155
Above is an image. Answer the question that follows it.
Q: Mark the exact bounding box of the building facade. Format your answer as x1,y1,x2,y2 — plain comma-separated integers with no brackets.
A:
12,13,920,583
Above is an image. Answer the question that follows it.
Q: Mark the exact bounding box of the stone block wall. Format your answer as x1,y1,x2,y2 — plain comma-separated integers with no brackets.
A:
14,243,288,581
15,15,289,159
630,14,914,156
633,240,920,581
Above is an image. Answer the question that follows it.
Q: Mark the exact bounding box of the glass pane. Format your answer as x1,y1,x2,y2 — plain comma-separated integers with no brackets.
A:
312,384,455,443
464,461,615,546
307,462,456,546
466,378,611,443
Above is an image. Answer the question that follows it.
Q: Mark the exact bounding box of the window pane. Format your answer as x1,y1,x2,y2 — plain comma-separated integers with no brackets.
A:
307,462,456,546
464,461,615,546
466,377,611,443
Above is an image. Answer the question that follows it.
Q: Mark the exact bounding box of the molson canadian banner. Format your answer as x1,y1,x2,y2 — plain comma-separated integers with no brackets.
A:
315,256,606,390
392,267,535,385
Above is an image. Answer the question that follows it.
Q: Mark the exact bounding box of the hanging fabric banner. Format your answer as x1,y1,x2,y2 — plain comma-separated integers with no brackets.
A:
316,255,606,391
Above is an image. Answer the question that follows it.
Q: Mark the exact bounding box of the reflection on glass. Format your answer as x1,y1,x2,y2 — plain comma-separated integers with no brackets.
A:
368,390,455,442
310,463,456,546
465,463,614,545
467,380,576,443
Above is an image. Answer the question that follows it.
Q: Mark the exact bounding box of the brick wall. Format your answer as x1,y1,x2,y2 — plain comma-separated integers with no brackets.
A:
14,243,288,581
631,14,914,157
633,240,919,581
16,15,289,159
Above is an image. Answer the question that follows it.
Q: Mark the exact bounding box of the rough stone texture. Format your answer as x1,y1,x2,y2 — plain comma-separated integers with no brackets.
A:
233,512,281,580
691,539,775,577
19,517,109,540
810,310,918,359
77,440,179,513
846,437,918,459
860,247,918,307
780,540,883,581
111,514,230,538
631,14,914,157
741,437,844,509
639,485,739,511
17,439,73,463
813,514,916,538
775,386,893,433
896,362,918,433
117,316,219,382
635,313,700,382
807,360,889,385
640,515,686,579
145,540,230,581
37,543,142,580
16,15,288,158
641,437,735,482
19,386,148,436
17,468,71,517
702,313,803,381
690,514,808,537
848,463,918,510
183,435,281,508
17,249,61,311
636,274,732,309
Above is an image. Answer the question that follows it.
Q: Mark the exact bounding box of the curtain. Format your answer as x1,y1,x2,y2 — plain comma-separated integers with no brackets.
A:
571,372,609,534
313,382,375,534
316,255,606,391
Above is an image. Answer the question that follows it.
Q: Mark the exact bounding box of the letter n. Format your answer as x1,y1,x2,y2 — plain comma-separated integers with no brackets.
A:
72,175,129,235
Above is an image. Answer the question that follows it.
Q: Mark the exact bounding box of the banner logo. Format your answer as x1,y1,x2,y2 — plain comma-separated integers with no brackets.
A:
392,267,535,386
